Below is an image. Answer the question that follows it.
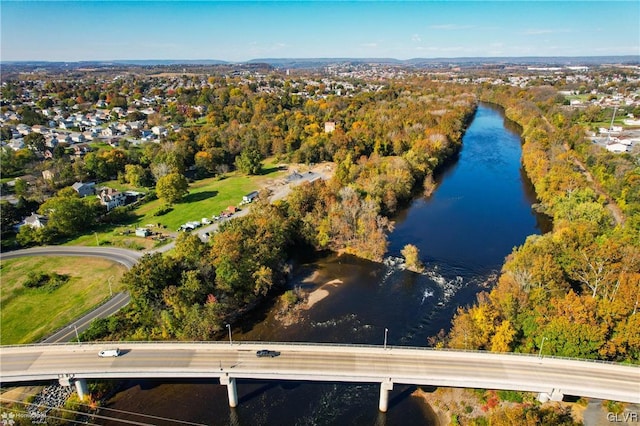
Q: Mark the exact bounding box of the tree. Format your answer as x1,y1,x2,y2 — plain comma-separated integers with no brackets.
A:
123,253,181,309
124,164,150,187
38,193,101,236
172,232,206,266
24,133,46,152
401,244,424,273
13,178,29,197
234,148,262,175
156,172,188,205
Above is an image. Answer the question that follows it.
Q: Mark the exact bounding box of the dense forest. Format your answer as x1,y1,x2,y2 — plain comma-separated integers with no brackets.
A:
444,85,639,363
82,79,477,340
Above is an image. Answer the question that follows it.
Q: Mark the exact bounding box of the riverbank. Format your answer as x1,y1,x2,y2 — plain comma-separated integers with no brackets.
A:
96,102,550,425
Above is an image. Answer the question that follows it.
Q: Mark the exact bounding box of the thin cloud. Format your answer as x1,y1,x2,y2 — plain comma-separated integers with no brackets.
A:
412,34,422,43
361,42,378,48
521,29,571,35
429,24,475,31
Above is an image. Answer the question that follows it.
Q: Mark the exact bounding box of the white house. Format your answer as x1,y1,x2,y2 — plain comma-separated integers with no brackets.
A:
242,191,259,203
101,127,117,137
16,124,31,135
606,143,630,153
45,136,59,148
116,122,131,133
71,133,86,143
72,181,96,197
21,213,48,229
59,120,75,130
151,125,167,136
97,187,127,211
324,121,336,133
8,138,24,150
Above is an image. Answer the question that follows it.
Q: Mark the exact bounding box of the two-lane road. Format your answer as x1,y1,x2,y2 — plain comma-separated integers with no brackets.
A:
0,246,142,268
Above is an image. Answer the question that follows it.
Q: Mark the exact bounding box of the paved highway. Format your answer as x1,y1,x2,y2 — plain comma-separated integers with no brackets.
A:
0,247,142,342
1,342,638,404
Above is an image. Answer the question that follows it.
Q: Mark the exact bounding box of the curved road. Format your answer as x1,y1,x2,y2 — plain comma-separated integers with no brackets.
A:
0,246,142,268
1,342,638,404
0,247,142,343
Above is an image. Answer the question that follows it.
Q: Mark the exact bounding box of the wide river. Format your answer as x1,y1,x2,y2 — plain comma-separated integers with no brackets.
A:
103,103,551,425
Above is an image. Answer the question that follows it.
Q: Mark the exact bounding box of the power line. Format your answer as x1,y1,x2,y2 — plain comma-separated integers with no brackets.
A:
1,393,208,426
1,405,102,426
1,397,154,426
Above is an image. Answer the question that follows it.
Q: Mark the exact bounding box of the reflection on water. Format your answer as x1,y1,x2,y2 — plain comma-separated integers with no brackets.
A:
103,104,548,425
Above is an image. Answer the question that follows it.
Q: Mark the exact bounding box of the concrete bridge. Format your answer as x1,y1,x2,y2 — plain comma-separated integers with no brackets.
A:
1,342,638,412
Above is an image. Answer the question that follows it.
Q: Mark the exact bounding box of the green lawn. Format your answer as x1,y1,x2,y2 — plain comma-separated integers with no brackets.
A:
63,159,286,245
0,257,127,344
136,174,259,231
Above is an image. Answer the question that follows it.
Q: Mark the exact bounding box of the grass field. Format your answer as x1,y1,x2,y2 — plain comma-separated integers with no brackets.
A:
0,257,127,344
64,159,286,247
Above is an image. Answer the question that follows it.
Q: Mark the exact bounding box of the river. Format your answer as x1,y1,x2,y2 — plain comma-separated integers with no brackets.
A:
102,103,551,425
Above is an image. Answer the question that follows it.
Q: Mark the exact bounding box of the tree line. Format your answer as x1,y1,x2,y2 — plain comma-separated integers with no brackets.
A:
81,79,477,340
443,85,639,363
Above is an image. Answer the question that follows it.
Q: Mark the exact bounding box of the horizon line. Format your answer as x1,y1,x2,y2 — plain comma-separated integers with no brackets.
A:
2,54,639,64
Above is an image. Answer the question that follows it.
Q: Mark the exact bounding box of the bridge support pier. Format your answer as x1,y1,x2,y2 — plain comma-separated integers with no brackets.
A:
58,375,89,401
538,389,564,403
74,378,89,401
220,375,238,407
378,379,394,412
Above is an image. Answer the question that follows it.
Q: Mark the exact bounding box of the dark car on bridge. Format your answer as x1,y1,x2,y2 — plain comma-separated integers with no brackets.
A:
256,349,280,358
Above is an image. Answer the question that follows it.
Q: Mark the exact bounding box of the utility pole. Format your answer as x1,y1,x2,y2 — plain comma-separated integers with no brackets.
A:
538,336,547,358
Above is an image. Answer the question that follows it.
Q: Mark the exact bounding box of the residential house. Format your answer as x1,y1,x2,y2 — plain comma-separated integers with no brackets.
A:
22,213,48,229
59,120,75,130
606,143,630,153
31,125,49,135
70,132,86,143
116,122,131,134
97,187,127,211
45,136,59,148
140,130,154,140
16,124,31,135
72,181,96,197
73,143,91,157
42,169,58,182
8,138,24,150
151,125,167,137
135,228,151,237
112,107,125,116
324,121,336,133
128,120,144,130
101,127,117,137
242,191,259,203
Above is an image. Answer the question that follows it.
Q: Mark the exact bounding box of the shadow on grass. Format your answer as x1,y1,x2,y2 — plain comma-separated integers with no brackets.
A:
259,165,285,176
182,190,218,203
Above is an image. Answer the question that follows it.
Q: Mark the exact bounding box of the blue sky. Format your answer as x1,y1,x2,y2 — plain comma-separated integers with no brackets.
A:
1,1,638,61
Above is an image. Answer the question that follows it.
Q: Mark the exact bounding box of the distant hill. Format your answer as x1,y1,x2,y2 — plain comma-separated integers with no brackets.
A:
2,55,638,70
250,56,639,68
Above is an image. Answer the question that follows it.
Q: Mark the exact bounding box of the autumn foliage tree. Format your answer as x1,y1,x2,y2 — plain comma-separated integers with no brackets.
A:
155,172,189,205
